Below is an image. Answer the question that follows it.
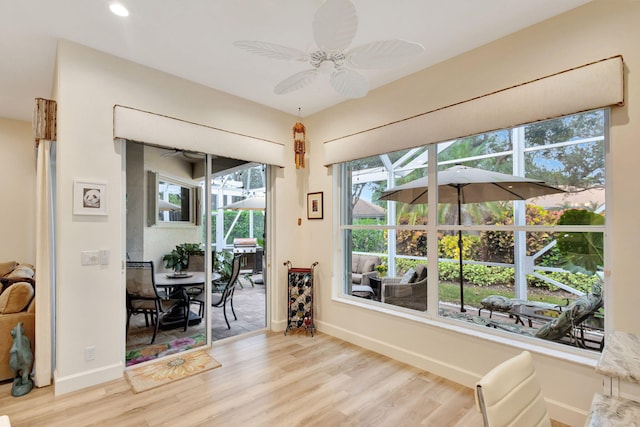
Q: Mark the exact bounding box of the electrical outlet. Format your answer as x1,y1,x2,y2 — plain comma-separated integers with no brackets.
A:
85,346,96,361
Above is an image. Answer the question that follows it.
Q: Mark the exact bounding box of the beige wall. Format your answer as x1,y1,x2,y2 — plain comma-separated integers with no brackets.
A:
5,0,636,424
0,117,36,264
52,40,299,394
303,1,640,425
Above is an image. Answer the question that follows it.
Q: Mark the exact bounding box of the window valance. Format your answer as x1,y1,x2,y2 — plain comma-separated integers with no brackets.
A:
324,56,624,166
113,106,286,168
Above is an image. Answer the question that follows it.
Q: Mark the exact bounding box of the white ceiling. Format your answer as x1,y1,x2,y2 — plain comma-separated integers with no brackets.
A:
0,0,592,122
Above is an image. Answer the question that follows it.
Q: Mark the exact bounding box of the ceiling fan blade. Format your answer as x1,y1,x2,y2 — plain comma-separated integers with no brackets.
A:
313,0,358,53
330,69,369,98
347,40,425,69
233,40,308,61
274,69,319,94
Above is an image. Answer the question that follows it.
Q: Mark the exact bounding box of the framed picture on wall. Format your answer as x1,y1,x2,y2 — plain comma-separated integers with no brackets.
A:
74,180,108,215
307,191,323,220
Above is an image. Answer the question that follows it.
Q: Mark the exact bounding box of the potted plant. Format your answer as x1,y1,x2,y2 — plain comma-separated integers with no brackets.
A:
213,250,233,281
162,243,203,273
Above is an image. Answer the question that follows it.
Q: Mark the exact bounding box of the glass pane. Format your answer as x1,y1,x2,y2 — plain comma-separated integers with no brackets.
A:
525,142,604,192
158,178,192,222
437,230,514,313
437,201,515,227
352,227,386,253
438,131,512,165
525,110,605,148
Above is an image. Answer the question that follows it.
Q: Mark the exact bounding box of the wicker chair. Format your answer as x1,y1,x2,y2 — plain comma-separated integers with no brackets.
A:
381,264,428,311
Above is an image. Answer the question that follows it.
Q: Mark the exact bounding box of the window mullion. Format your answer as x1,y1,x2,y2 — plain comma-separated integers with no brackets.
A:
427,145,439,314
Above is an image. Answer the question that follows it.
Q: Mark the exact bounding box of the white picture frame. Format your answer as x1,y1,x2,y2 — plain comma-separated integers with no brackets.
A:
73,180,108,215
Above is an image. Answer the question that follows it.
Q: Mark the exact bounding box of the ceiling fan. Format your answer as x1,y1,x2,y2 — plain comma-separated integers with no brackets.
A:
233,0,424,99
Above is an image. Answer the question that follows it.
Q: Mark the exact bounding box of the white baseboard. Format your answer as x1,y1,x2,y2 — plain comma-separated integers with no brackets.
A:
54,362,123,395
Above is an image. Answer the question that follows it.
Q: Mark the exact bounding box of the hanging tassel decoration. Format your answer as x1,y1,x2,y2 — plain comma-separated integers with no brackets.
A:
293,121,306,169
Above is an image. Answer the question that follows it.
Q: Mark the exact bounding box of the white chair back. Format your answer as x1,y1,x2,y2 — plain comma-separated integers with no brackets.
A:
475,351,551,427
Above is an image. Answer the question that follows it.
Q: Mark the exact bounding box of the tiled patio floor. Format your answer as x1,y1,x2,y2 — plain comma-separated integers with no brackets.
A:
126,276,266,352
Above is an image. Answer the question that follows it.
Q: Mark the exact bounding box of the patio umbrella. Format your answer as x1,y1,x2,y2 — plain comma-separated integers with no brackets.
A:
379,164,565,312
221,196,265,211
158,199,181,211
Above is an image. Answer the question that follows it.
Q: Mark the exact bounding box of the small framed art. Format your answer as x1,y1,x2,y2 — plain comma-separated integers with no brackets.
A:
307,191,323,220
74,180,108,215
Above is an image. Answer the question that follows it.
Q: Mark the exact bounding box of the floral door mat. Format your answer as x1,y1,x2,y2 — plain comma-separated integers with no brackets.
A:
125,350,221,393
126,334,206,366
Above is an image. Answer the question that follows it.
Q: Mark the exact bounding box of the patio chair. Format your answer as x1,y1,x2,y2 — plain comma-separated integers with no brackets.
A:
475,351,551,427
126,261,187,344
381,264,428,311
212,254,241,329
186,254,206,317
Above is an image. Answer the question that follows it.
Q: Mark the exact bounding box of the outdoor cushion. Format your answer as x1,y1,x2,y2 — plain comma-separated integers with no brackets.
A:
400,268,416,284
481,295,517,313
361,259,376,274
415,264,427,282
0,282,34,314
352,255,359,273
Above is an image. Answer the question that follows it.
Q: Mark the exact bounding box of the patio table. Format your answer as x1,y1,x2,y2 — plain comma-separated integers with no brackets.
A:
154,272,220,330
508,303,562,328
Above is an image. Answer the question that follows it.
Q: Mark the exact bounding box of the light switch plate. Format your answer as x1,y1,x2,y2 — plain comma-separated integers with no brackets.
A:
100,249,109,265
81,250,100,265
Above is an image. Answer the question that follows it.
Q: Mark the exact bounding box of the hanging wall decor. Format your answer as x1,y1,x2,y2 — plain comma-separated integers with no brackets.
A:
73,180,108,215
293,121,306,169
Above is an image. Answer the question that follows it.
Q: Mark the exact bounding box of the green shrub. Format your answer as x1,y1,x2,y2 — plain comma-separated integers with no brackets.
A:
527,271,598,293
439,263,514,287
395,258,425,273
390,258,596,294
438,235,481,260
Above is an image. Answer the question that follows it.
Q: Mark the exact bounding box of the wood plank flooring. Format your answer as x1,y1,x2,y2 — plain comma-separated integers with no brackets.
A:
0,331,566,426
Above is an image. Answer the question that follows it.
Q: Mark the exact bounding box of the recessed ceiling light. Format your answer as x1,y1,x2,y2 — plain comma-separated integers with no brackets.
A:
109,3,129,17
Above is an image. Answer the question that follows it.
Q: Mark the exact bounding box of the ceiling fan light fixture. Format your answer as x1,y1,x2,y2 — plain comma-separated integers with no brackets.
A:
233,0,423,99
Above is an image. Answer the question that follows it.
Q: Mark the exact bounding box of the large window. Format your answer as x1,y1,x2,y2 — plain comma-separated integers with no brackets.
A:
340,110,607,352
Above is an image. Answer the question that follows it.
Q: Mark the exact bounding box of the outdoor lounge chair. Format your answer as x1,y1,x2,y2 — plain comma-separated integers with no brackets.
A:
533,286,603,347
478,295,565,319
478,285,604,348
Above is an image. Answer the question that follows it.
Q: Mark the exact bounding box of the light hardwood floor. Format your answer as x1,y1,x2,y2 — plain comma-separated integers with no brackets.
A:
0,331,567,426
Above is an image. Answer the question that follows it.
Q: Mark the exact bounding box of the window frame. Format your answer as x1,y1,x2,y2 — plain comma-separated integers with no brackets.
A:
335,109,610,356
